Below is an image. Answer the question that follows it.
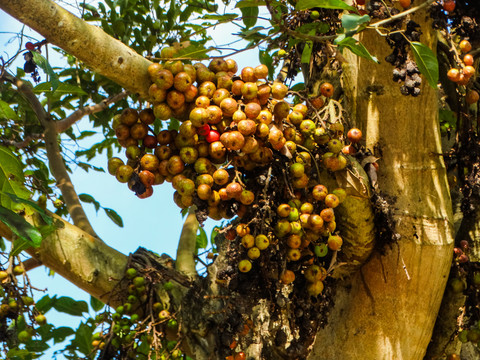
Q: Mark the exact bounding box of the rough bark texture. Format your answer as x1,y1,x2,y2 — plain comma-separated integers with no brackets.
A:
0,212,128,305
0,0,152,99
309,6,454,360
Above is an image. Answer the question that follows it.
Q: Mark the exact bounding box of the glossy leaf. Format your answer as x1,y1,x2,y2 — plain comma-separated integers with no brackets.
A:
79,193,101,212
241,6,259,29
236,0,266,8
25,339,50,352
90,295,104,312
196,226,208,250
53,296,88,316
0,146,30,208
104,207,124,227
52,327,75,344
35,295,57,314
335,36,379,63
301,30,316,64
0,205,42,248
410,41,439,88
0,100,19,120
296,0,356,12
33,82,87,95
1,192,53,225
72,322,93,355
31,51,60,91
341,14,370,31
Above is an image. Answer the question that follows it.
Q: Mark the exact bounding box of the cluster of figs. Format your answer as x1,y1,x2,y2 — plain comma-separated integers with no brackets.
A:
107,48,363,295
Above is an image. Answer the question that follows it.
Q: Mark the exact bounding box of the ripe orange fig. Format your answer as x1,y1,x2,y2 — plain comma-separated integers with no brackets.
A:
254,64,269,79
463,54,474,66
280,270,295,284
447,68,460,82
443,0,455,12
347,128,362,143
236,223,250,237
399,0,411,9
459,40,472,53
139,170,155,188
320,82,334,97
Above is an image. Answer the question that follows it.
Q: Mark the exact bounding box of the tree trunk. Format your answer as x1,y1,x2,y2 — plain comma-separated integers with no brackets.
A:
309,7,454,359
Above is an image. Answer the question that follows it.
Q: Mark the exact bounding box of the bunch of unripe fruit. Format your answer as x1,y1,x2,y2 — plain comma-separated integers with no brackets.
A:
91,267,183,359
107,47,362,295
0,265,47,344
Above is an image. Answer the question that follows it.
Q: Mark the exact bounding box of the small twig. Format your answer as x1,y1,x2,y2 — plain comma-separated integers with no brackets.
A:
369,0,436,29
55,91,129,133
10,72,98,237
282,27,337,43
0,133,44,148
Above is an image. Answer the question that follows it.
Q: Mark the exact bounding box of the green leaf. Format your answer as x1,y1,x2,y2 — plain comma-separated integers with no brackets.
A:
296,0,357,12
104,207,124,227
0,146,30,208
203,13,238,21
53,296,88,316
25,339,50,352
52,326,75,344
290,83,306,91
410,41,439,89
0,205,42,248
241,6,259,29
439,109,456,127
341,13,370,31
236,0,266,8
175,44,211,59
31,52,60,91
90,296,104,312
336,37,379,63
35,295,56,314
296,22,330,34
210,226,220,250
196,226,208,250
79,193,100,212
259,50,274,80
301,30,316,64
72,322,93,355
33,82,87,95
0,100,19,120
1,192,53,225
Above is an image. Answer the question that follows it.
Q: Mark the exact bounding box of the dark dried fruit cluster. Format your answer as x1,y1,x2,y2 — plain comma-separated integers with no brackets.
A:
385,21,423,96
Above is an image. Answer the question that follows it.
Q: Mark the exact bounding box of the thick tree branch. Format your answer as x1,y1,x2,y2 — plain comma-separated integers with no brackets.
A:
55,91,129,133
0,0,152,99
175,208,199,280
0,211,128,305
12,74,98,237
